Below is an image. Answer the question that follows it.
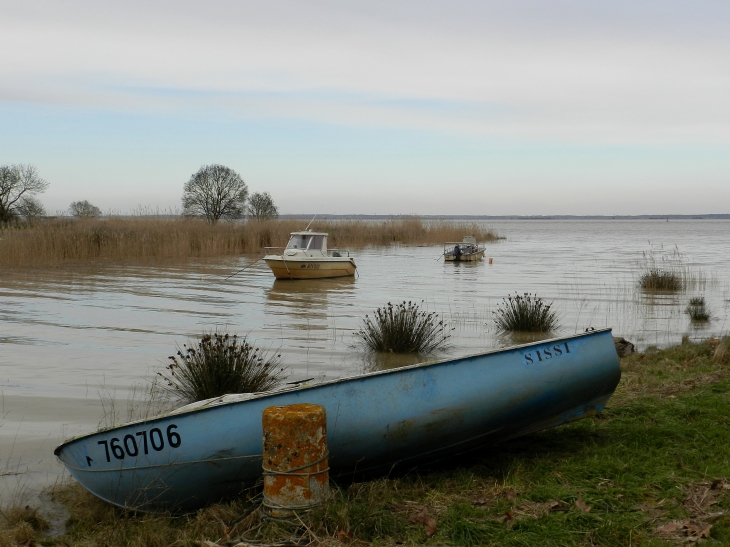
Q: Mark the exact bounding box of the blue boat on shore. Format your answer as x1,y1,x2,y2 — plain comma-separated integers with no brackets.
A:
54,328,621,510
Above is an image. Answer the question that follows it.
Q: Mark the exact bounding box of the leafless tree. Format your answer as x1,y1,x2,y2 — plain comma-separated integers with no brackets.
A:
182,165,248,224
69,200,102,218
248,191,279,220
16,196,46,222
0,164,49,223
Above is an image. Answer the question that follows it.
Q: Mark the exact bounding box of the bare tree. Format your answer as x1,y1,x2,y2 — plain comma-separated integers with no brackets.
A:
248,191,279,220
0,164,49,223
69,200,102,218
182,165,248,224
16,196,46,222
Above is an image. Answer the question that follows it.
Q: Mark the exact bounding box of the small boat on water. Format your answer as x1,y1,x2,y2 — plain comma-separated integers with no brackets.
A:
263,231,356,279
444,236,486,261
54,329,620,511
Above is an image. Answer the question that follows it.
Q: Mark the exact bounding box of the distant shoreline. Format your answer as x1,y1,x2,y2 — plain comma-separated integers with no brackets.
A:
279,214,730,220
42,213,730,221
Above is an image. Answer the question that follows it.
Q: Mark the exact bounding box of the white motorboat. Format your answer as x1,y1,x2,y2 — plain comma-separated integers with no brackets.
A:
264,231,356,279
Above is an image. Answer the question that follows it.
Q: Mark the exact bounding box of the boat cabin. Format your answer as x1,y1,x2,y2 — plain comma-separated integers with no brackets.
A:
283,231,337,257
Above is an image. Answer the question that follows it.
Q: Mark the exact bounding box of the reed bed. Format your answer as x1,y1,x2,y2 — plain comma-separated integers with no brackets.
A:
0,217,498,268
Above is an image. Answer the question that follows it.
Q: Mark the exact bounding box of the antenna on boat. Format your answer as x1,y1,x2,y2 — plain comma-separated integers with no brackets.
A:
304,214,317,231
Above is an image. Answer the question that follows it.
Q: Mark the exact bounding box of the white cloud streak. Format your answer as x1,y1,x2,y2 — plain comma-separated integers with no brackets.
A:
3,0,729,145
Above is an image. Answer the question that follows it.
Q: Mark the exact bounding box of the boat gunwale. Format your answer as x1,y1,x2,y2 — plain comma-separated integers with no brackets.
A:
263,255,355,262
54,328,613,455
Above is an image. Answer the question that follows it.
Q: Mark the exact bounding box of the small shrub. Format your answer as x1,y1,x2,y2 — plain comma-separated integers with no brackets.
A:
160,332,285,403
685,297,710,321
493,293,559,333
639,269,683,291
355,301,451,354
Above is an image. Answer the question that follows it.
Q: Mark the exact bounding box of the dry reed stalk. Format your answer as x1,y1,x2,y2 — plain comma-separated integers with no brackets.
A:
0,218,498,268
714,337,730,365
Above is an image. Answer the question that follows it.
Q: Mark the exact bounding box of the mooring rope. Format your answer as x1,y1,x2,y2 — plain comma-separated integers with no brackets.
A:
261,451,329,477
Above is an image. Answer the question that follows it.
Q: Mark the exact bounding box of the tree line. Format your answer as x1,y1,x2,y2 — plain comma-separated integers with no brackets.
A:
0,163,277,224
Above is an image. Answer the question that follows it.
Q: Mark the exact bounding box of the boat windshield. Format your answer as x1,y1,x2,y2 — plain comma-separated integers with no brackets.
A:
286,234,325,251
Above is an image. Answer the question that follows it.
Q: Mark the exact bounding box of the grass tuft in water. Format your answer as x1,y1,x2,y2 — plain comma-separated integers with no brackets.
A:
639,268,684,291
493,293,559,333
355,301,451,354
685,296,710,321
160,332,285,404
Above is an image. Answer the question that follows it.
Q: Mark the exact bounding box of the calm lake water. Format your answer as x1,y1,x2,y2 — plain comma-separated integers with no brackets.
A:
1,219,729,503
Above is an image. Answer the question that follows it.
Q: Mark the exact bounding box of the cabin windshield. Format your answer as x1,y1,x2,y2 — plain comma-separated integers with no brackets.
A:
286,234,325,251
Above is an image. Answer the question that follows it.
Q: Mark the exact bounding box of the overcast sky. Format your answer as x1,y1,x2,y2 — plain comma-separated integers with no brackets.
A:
1,0,729,215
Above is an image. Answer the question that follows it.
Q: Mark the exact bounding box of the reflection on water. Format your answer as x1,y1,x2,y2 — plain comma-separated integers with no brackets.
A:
1,219,730,501
266,277,357,329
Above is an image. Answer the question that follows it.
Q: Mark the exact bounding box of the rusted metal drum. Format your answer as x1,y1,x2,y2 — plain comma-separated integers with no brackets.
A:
262,403,330,517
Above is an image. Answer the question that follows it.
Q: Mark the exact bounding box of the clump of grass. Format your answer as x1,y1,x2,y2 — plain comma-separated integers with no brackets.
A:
685,296,710,322
635,245,713,292
355,301,451,354
493,293,559,333
639,268,684,291
160,332,285,404
0,505,49,546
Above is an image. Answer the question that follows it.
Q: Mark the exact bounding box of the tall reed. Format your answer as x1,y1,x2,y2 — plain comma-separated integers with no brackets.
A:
0,217,498,268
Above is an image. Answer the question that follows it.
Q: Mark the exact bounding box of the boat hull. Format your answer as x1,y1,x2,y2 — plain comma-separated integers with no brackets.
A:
444,250,485,261
264,256,356,279
55,329,620,510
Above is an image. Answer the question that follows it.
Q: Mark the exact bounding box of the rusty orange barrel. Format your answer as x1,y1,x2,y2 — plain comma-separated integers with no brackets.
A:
262,403,329,517
488,257,493,264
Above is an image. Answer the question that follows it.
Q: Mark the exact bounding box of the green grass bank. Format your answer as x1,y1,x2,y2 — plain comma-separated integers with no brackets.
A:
2,338,730,546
